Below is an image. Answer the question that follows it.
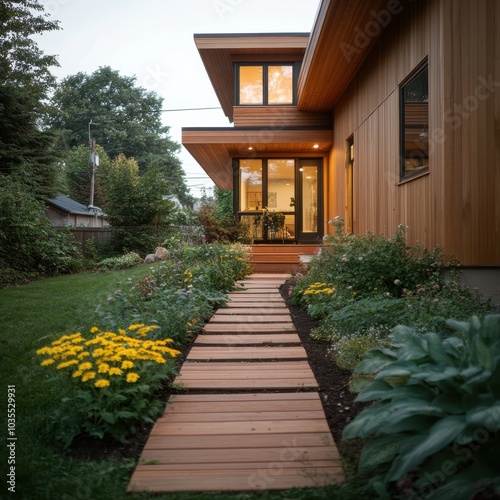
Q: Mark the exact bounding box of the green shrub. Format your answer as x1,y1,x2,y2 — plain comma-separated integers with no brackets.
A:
0,177,81,277
344,315,500,499
96,251,143,270
95,243,252,343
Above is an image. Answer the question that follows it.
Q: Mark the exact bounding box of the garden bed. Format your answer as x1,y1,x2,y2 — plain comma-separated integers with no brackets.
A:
64,278,364,480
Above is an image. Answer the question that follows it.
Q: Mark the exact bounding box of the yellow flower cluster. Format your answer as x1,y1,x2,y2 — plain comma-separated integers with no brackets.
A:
36,324,180,389
303,282,335,296
183,269,193,284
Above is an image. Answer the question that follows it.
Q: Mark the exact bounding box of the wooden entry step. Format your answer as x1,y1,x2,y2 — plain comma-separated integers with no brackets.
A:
248,244,320,273
128,392,344,493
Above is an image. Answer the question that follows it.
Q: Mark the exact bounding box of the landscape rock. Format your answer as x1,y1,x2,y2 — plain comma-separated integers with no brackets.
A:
154,247,169,261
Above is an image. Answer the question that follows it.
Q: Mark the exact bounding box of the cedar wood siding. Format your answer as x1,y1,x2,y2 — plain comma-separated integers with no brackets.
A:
328,0,500,266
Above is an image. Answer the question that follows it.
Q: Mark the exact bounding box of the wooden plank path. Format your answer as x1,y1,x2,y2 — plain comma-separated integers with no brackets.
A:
128,274,344,493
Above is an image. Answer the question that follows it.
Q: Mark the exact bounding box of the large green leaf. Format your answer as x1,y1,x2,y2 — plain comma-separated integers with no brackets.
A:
426,331,453,365
411,365,459,383
427,477,479,500
388,415,467,480
356,381,434,403
345,400,446,439
471,334,493,369
391,326,429,360
432,392,464,414
355,351,395,374
358,435,401,473
466,401,500,429
375,361,415,380
100,411,117,424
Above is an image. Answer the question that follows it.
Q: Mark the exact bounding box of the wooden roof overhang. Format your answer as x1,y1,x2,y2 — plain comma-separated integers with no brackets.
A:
194,33,310,123
182,127,333,190
297,0,394,111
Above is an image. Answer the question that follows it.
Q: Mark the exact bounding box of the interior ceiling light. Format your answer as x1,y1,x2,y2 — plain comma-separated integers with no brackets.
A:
313,144,319,149
248,146,253,150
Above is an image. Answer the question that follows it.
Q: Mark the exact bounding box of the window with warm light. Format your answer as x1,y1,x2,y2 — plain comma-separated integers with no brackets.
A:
236,63,297,106
400,60,429,180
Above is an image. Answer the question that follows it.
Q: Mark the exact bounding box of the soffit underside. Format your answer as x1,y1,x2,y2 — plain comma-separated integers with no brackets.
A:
297,0,393,112
182,127,332,190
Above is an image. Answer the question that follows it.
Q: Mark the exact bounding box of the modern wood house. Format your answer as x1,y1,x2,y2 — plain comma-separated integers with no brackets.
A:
182,0,500,293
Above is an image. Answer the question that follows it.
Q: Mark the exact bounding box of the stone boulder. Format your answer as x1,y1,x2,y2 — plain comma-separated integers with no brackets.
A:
144,247,169,264
154,247,169,261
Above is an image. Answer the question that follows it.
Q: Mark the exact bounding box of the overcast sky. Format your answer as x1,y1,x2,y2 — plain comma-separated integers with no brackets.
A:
34,0,321,198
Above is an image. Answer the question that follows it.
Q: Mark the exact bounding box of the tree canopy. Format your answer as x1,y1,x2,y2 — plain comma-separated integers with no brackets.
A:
0,0,61,200
47,66,193,206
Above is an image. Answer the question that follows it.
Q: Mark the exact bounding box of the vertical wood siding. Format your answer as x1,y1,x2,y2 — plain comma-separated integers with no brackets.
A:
327,0,499,265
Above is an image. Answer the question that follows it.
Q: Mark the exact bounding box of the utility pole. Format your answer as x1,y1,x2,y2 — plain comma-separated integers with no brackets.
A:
89,136,96,208
88,119,99,209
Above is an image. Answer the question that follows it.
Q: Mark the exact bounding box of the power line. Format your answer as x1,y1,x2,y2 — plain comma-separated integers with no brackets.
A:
161,107,222,113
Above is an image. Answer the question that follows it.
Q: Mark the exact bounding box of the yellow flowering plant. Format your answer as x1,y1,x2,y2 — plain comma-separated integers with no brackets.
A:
36,324,180,446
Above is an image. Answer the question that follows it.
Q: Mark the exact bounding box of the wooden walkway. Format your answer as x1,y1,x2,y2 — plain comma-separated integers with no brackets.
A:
128,274,344,493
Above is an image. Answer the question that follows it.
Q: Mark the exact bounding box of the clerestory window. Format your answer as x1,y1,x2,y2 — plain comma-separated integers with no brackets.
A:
236,63,298,106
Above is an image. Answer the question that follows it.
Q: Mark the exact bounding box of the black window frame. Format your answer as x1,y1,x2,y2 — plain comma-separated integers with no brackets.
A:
399,59,429,181
235,62,300,106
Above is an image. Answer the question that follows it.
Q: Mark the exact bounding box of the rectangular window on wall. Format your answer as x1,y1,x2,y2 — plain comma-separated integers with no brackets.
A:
236,63,296,106
400,60,429,180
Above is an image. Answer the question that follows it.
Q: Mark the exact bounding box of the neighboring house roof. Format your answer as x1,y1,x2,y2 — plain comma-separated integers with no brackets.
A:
47,195,103,216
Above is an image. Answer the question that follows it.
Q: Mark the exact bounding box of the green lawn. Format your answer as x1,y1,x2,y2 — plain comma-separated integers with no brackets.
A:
0,267,360,500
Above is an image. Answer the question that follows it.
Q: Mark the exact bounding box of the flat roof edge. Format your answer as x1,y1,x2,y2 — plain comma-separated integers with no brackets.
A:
194,32,310,39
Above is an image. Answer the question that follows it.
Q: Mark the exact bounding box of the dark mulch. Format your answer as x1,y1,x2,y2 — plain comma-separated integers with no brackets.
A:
66,278,365,474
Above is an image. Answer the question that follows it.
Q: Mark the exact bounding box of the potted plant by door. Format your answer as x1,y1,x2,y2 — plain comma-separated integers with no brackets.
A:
262,207,286,242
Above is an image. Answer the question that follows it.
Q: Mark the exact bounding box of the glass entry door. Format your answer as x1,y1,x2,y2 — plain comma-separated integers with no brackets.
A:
237,158,323,243
297,159,323,243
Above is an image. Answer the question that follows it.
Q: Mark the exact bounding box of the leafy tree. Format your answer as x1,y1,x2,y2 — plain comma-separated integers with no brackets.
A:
47,66,193,206
0,0,61,200
101,154,174,254
0,0,59,95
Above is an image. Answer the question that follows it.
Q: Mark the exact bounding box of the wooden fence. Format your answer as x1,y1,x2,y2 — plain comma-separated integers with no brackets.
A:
67,227,113,256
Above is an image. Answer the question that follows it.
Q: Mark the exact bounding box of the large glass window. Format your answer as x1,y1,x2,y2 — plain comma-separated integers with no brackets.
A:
400,61,429,180
239,159,262,211
237,63,295,106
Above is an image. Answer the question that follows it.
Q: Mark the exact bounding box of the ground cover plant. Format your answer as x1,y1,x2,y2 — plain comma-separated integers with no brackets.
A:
290,217,498,498
345,315,500,499
292,217,492,371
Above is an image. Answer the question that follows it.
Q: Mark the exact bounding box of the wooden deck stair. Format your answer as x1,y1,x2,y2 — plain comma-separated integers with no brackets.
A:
128,274,344,494
248,244,321,273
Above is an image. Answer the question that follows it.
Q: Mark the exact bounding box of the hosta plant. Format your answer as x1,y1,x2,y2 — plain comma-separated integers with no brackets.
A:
344,315,500,499
36,324,180,446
